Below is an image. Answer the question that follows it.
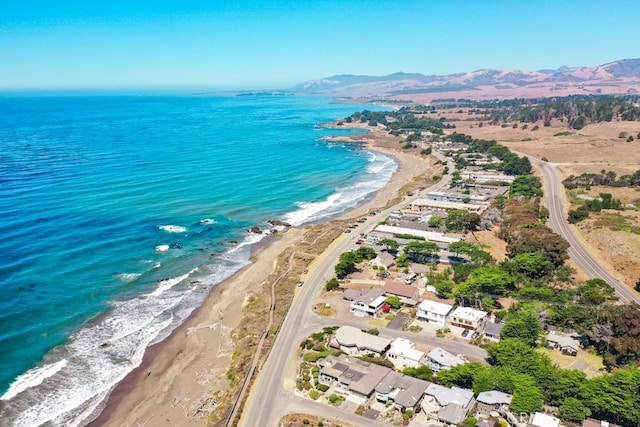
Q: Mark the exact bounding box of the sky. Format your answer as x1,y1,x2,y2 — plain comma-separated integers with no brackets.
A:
1,0,638,91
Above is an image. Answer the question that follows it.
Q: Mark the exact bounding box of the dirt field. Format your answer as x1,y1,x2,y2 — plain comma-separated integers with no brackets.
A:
449,114,640,287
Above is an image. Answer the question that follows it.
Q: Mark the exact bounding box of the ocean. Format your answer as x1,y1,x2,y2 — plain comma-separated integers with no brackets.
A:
0,95,395,426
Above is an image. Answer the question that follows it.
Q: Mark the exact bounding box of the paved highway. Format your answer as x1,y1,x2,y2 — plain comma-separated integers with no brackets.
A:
238,154,456,427
530,157,639,304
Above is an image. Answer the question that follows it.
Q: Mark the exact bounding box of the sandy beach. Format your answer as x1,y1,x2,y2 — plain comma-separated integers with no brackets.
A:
88,127,429,427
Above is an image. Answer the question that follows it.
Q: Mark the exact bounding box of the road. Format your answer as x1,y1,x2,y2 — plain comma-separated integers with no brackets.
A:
238,154,456,427
529,157,639,304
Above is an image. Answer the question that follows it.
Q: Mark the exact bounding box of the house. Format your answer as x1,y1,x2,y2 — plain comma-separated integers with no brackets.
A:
583,418,622,427
476,390,512,416
426,191,489,204
422,383,475,424
374,224,462,244
417,300,454,326
483,321,504,341
349,288,387,317
331,326,390,357
342,289,362,301
383,281,419,303
450,306,488,331
546,332,581,356
371,251,396,270
529,412,560,427
386,338,426,369
409,198,487,214
426,347,465,372
460,171,516,184
374,371,430,412
319,354,391,404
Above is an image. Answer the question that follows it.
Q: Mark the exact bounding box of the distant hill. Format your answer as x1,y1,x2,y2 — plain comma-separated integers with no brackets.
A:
292,59,640,102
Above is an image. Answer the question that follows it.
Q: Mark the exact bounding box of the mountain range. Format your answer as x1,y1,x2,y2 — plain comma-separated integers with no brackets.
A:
291,58,640,102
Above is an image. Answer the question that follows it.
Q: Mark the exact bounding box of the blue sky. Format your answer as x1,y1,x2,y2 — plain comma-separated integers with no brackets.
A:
1,0,638,91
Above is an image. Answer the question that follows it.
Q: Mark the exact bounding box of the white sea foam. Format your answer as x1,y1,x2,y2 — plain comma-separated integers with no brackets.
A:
113,272,141,282
1,359,68,401
158,225,187,233
0,233,260,427
282,150,397,226
155,244,170,252
148,272,191,297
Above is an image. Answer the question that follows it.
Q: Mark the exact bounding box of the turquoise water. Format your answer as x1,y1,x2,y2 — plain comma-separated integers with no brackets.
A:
0,95,395,426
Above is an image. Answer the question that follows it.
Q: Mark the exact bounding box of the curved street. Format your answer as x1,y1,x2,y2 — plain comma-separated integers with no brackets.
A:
529,157,639,304
238,154,455,427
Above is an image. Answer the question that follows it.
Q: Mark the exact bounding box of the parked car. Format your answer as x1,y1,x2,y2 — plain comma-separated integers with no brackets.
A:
461,329,470,337
471,331,479,339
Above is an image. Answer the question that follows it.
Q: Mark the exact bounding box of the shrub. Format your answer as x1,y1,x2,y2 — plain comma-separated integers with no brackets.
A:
532,125,540,131
302,419,310,425
328,393,344,405
316,383,329,392
309,390,320,400
325,277,340,291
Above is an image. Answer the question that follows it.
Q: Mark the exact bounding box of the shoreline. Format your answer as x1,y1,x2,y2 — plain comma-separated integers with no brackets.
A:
88,124,427,427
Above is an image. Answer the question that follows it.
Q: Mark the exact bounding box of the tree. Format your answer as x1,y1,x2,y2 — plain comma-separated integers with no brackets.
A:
500,309,543,346
404,240,440,262
428,214,443,228
506,226,569,267
465,267,517,296
436,362,487,389
510,175,543,198
385,295,402,309
325,277,340,291
501,252,553,280
355,246,377,260
558,398,590,423
448,241,478,259
380,238,399,252
568,208,590,223
395,253,410,268
581,366,640,426
575,278,617,306
510,376,544,414
445,209,470,232
402,365,433,381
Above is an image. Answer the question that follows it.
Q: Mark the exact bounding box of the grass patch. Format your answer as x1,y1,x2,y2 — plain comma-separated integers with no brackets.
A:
303,348,339,362
368,318,389,328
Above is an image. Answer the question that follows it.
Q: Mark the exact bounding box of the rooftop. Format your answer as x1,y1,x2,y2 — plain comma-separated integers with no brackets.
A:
321,354,391,397
477,390,512,405
530,412,561,427
425,383,474,407
547,332,581,349
418,300,454,316
427,347,464,368
383,281,418,299
437,403,468,425
483,321,504,336
375,371,430,408
334,326,391,354
387,338,425,362
451,306,488,322
354,288,386,304
374,224,462,244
